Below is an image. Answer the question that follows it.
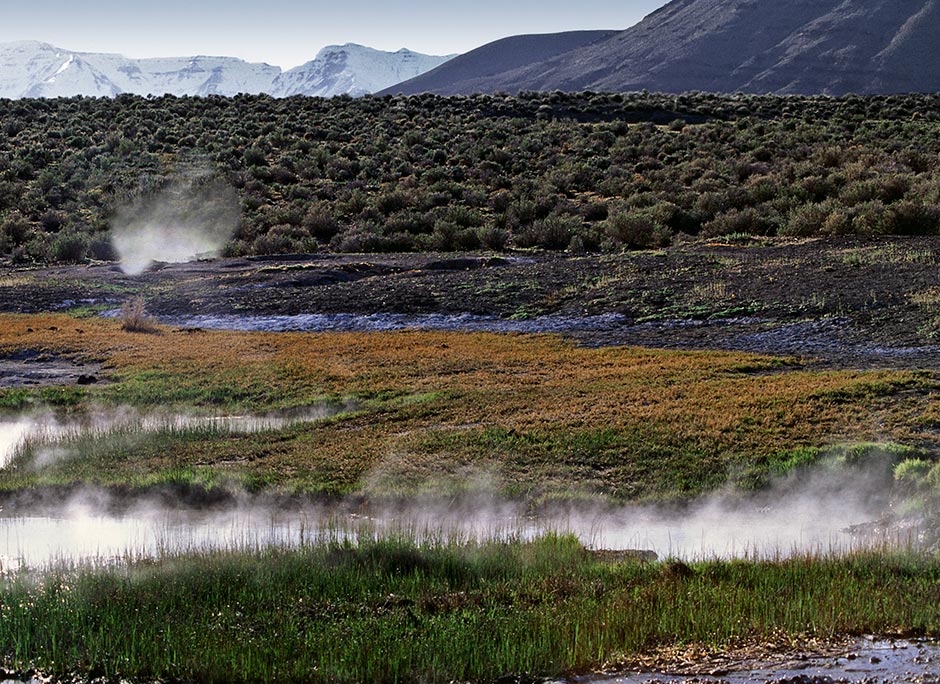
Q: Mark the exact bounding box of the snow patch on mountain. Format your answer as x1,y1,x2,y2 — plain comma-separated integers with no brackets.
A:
0,40,454,99
274,44,455,97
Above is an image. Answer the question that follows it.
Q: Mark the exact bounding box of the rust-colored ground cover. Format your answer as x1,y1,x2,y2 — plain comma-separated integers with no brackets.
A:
1,313,937,500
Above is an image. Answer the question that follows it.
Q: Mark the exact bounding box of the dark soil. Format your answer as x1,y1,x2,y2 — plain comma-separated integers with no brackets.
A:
0,349,104,388
4,236,940,370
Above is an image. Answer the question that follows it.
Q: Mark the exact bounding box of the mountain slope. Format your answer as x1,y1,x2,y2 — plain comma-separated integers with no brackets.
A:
378,31,618,96
385,0,940,96
0,41,453,99
519,0,940,94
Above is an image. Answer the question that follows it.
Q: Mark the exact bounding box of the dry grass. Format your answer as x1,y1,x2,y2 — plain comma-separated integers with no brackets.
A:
842,244,938,267
907,287,940,338
0,313,937,499
119,296,158,333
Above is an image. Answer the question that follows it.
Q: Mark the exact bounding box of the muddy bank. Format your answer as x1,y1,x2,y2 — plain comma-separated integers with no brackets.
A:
4,237,940,369
0,349,104,388
583,638,940,684
120,310,940,371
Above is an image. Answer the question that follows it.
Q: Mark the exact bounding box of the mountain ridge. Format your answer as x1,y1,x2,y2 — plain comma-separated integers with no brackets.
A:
386,0,940,96
378,30,619,96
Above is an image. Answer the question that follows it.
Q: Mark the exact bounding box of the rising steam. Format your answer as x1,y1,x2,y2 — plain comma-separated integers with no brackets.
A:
0,404,924,567
110,166,240,275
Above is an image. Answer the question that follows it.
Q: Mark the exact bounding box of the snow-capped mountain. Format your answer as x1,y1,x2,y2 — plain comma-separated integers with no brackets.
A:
274,44,454,97
0,41,454,99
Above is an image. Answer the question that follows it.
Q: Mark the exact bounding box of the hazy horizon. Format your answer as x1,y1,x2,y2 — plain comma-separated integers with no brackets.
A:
0,0,667,69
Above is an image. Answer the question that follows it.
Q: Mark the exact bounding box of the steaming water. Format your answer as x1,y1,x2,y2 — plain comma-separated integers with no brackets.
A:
0,403,906,566
0,400,910,568
0,403,349,468
572,496,893,559
0,507,323,572
0,490,903,573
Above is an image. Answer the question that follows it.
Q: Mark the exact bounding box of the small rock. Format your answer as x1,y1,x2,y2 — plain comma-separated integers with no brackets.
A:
870,655,881,664
76,374,98,385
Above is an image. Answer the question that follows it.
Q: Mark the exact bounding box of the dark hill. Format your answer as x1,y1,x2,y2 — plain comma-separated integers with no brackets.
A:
387,0,940,95
377,30,618,96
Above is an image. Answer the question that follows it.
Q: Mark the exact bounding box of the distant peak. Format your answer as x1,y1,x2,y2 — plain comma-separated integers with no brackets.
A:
2,40,61,51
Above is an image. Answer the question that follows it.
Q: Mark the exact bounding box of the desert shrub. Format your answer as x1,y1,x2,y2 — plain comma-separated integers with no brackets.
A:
604,206,673,248
505,199,540,231
302,205,341,243
701,207,773,238
0,214,31,246
88,234,117,261
516,214,582,250
453,226,482,251
250,224,314,255
849,201,890,236
243,147,268,167
376,190,410,215
667,118,687,132
580,200,609,222
428,220,458,251
820,209,853,236
39,209,69,232
444,205,484,228
782,202,832,238
478,226,509,251
51,231,89,263
333,226,414,253
888,201,940,235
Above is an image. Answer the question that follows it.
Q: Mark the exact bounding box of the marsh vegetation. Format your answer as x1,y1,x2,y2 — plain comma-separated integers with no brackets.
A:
0,312,939,680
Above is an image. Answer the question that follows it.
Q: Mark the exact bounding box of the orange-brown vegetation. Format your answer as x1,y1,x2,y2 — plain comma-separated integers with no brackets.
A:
1,313,937,499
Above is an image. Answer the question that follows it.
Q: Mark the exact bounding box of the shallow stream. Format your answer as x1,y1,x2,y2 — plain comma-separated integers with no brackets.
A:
0,402,349,468
0,493,907,572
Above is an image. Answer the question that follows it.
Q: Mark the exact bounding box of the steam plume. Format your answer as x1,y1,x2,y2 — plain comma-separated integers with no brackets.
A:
111,166,240,275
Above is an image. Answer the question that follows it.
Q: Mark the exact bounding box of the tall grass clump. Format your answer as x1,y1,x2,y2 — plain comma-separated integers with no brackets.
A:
1,535,939,683
120,296,158,333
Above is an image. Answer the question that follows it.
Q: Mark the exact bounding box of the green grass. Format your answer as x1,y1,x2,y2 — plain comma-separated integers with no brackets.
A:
2,535,939,683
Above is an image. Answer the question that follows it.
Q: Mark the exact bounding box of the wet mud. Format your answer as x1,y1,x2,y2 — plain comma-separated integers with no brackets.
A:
582,638,940,684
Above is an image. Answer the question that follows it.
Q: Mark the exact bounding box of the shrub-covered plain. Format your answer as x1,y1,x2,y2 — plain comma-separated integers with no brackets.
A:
1,92,940,261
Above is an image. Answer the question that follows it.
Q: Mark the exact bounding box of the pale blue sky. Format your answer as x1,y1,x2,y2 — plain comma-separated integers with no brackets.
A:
0,0,668,68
